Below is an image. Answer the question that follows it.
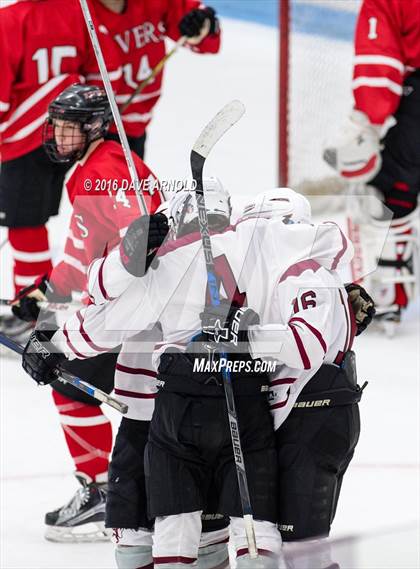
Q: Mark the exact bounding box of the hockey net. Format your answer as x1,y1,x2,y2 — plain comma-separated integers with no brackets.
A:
279,0,361,205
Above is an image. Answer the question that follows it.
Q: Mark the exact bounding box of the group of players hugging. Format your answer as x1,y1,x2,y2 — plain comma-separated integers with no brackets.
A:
0,0,418,568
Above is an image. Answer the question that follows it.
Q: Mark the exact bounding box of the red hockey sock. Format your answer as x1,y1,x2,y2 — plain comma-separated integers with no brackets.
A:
52,391,112,482
8,226,53,295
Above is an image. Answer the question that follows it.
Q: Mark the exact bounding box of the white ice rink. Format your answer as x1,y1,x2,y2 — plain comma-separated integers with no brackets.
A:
1,15,419,569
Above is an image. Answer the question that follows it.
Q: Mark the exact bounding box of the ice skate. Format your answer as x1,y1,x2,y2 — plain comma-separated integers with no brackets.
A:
44,474,110,543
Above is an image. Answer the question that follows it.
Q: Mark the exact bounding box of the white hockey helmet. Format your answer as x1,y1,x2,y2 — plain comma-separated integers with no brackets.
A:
168,177,232,238
241,187,312,224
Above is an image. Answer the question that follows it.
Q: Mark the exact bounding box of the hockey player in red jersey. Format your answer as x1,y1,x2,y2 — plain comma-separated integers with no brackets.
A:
12,83,163,542
323,0,419,326
0,0,119,340
91,0,221,157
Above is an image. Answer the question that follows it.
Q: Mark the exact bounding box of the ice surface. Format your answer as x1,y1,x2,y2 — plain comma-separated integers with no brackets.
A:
1,15,419,569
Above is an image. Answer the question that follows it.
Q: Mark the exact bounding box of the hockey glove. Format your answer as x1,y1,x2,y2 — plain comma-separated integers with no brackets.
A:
346,283,376,335
323,110,382,183
12,274,72,322
179,7,218,44
22,329,66,385
200,301,260,352
120,213,169,277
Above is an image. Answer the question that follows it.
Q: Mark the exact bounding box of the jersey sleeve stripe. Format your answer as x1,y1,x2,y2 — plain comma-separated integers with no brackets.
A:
63,253,87,275
289,316,327,354
63,323,88,359
270,377,297,386
98,257,116,301
352,76,403,95
354,55,404,73
115,363,157,377
0,101,10,112
330,223,348,270
0,74,71,131
114,388,156,399
289,323,311,369
75,311,110,353
278,259,321,284
3,112,48,143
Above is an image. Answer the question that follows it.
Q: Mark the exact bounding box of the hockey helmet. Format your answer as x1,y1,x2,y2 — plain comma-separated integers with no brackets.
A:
168,177,232,238
43,83,112,163
241,187,312,224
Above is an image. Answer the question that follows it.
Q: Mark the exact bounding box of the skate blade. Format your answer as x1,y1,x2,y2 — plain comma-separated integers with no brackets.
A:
45,522,111,543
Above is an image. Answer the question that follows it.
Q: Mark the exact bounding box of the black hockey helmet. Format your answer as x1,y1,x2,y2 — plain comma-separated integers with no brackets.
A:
43,83,112,163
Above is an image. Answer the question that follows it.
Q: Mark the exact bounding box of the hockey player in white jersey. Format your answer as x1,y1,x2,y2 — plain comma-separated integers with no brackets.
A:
21,186,364,567
202,190,372,556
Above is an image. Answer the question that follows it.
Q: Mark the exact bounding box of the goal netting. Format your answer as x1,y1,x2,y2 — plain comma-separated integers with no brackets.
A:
279,1,361,199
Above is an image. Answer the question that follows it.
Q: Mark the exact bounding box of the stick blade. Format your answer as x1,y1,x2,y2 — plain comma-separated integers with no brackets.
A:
192,100,245,159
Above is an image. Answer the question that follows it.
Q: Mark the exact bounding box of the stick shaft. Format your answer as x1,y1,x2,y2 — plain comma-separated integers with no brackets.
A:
78,0,148,215
189,102,257,557
0,332,128,414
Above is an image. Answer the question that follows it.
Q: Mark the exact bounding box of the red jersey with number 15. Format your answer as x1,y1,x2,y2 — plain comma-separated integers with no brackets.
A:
0,0,119,162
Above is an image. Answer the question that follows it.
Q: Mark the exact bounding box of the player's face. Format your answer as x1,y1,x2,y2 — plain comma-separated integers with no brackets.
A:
53,119,85,156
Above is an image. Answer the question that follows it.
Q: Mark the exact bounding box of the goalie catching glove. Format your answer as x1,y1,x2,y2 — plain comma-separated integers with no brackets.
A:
200,301,259,352
323,110,382,183
119,213,169,277
345,283,376,336
22,329,66,385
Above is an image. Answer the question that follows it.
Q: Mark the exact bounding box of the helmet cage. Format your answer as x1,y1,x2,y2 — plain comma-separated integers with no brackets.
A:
42,88,112,163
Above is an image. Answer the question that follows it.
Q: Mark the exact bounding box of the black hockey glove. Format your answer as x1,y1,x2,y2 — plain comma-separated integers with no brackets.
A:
346,283,376,335
22,329,66,385
179,6,218,38
12,274,71,322
119,213,169,277
200,301,260,352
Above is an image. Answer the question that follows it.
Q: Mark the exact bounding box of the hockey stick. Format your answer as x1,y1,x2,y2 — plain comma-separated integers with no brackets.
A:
119,36,186,114
191,101,258,559
0,332,128,414
0,298,81,313
79,0,148,215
